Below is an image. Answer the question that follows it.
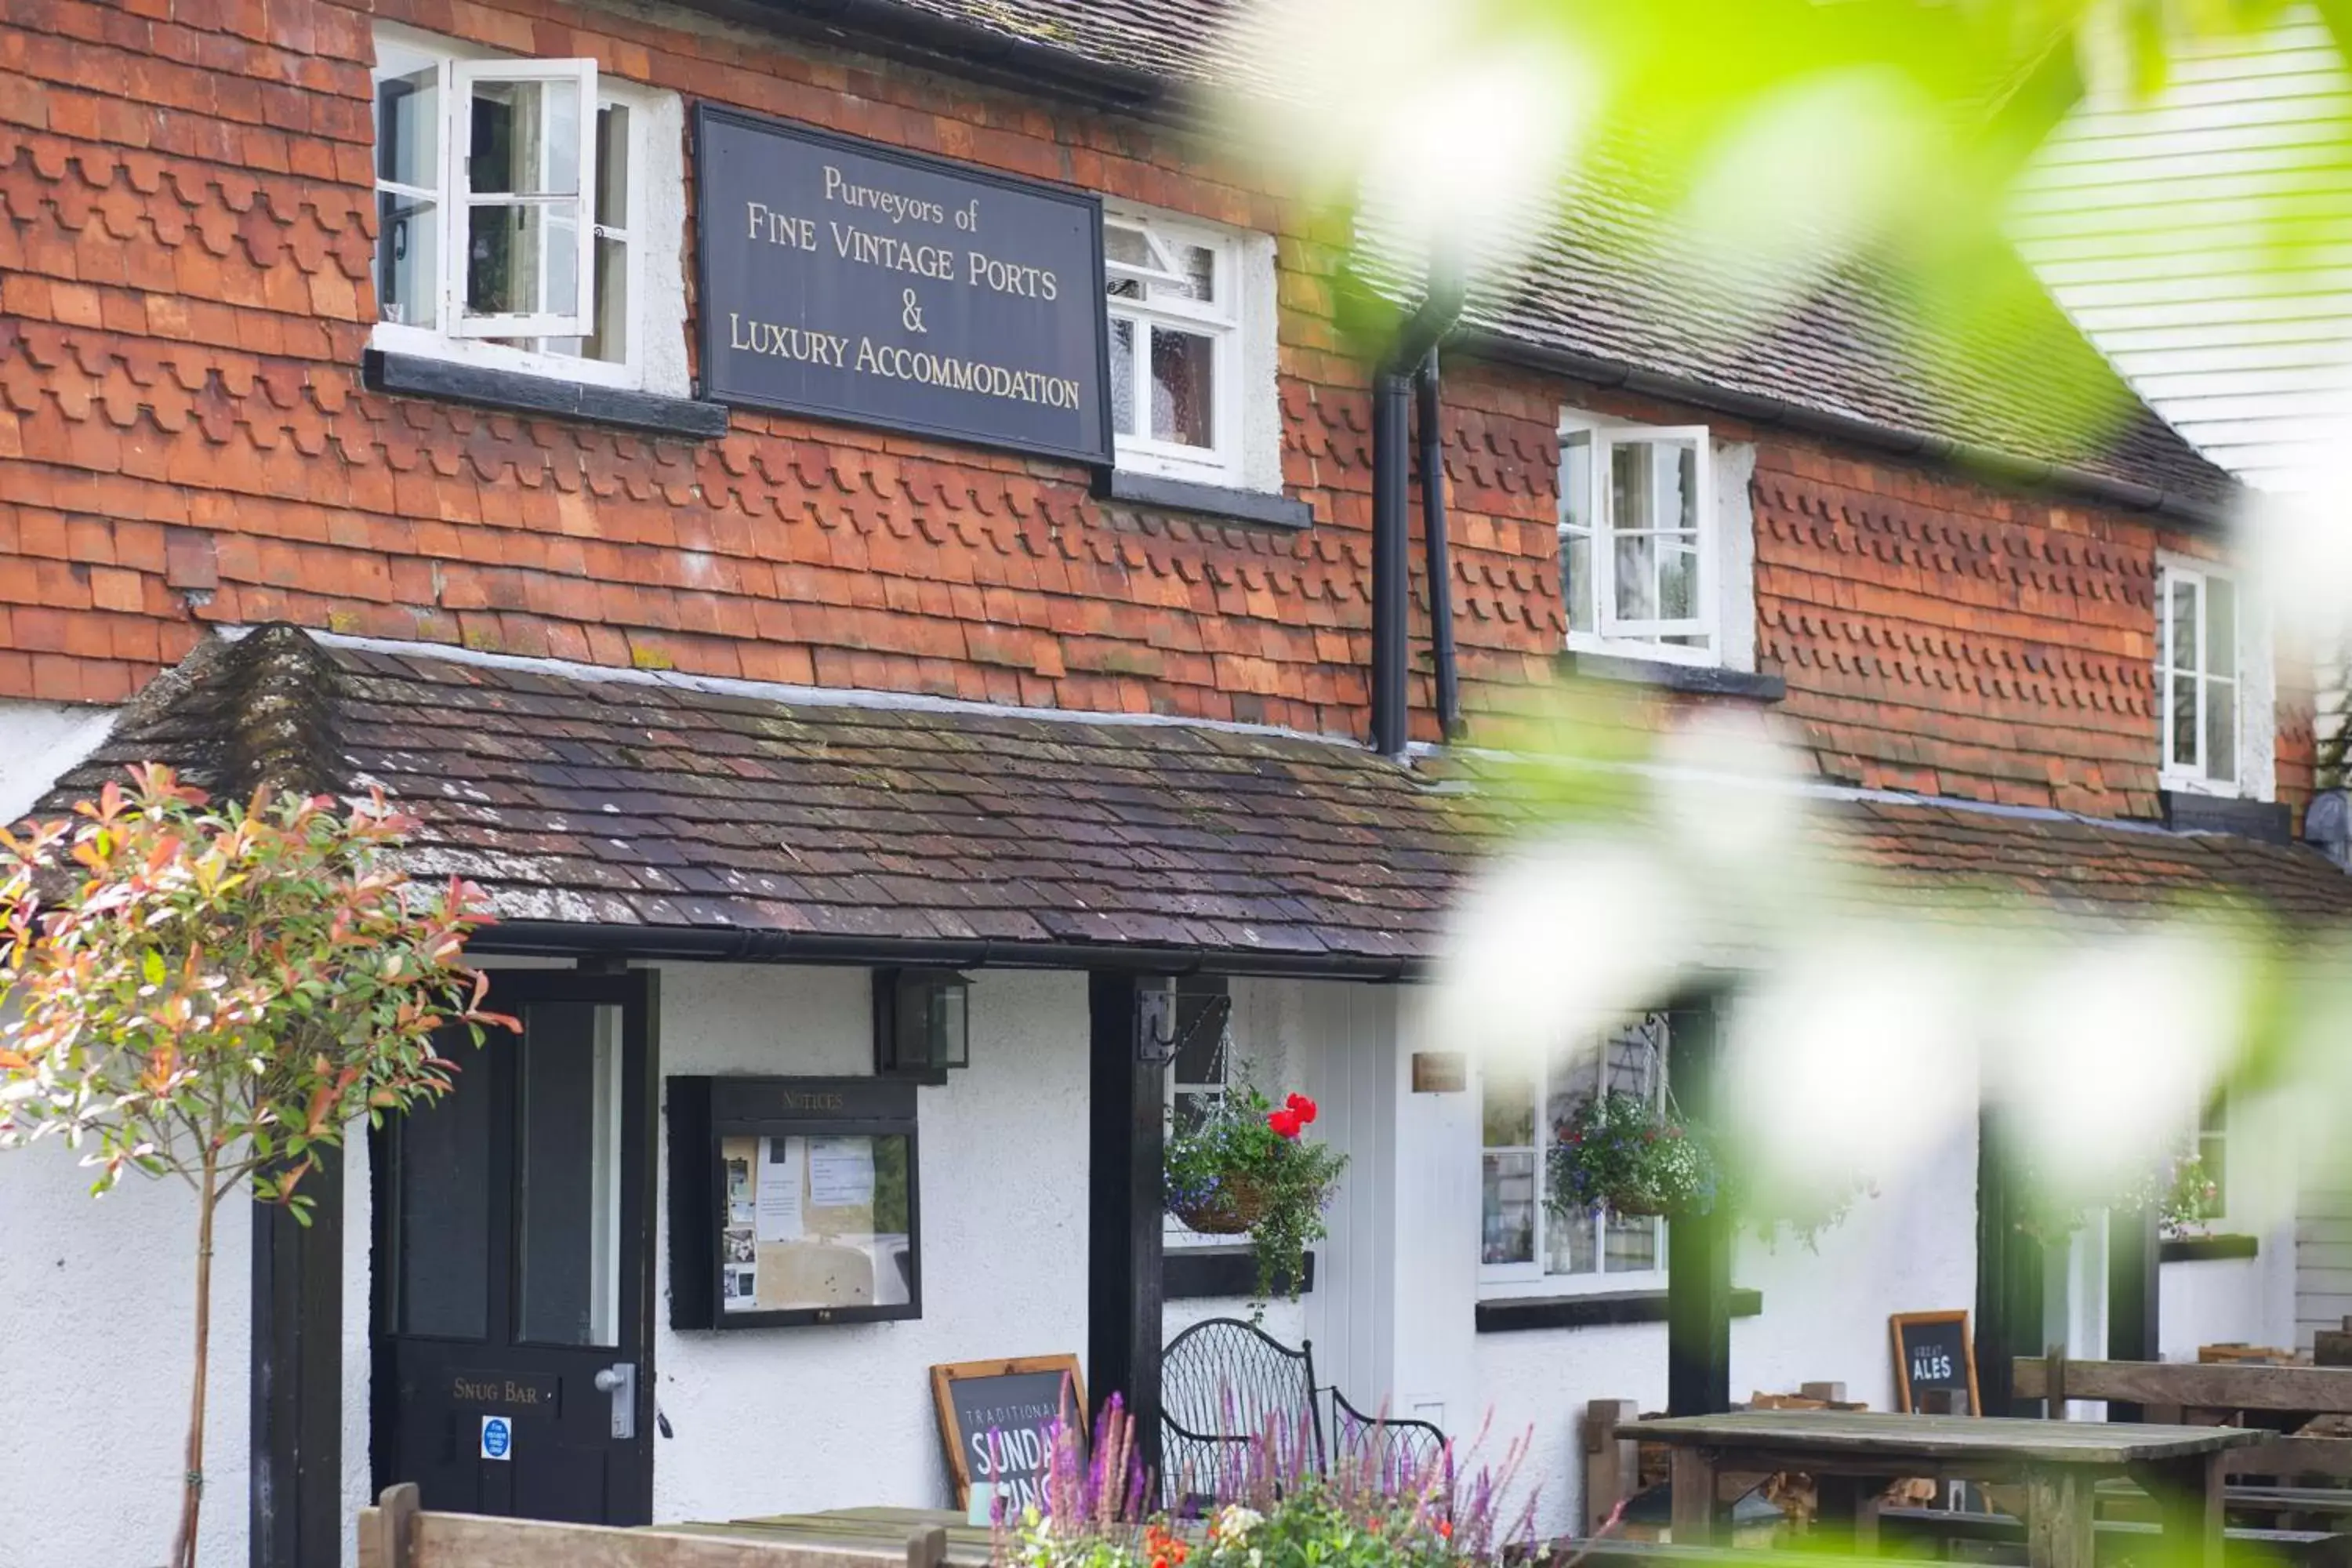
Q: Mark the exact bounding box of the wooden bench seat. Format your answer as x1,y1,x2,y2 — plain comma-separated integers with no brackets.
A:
1877,1506,2351,1567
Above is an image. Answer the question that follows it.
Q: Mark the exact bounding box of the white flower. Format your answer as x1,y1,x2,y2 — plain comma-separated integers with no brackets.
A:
1211,1505,1264,1544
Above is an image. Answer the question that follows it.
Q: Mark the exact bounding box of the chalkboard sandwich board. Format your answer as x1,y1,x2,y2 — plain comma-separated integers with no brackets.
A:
1890,1309,1980,1415
931,1355,1088,1515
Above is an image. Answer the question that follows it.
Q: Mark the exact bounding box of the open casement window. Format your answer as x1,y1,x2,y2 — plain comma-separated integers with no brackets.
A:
1479,1013,1670,1297
2159,561,2241,793
372,34,645,383
1105,212,1243,485
1165,976,1236,1247
447,59,597,339
1560,419,1717,664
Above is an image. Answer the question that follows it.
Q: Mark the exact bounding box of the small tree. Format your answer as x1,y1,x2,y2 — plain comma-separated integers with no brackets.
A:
0,764,511,1568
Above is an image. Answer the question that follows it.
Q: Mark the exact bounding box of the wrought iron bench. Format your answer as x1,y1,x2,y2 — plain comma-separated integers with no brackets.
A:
1160,1316,1450,1508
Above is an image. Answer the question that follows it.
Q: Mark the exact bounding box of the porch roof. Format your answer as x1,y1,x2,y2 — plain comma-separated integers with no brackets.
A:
34,626,2352,973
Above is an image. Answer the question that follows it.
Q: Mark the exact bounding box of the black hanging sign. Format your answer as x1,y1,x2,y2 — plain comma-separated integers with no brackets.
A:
693,104,1113,465
1889,1309,1981,1414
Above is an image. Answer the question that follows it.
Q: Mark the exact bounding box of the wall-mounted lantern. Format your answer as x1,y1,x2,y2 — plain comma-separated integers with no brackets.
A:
873,967,971,1083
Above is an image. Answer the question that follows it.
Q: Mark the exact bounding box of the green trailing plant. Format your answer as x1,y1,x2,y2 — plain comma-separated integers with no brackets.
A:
0,765,510,1568
1164,1084,1347,1305
1546,1091,1871,1249
2011,1148,2224,1248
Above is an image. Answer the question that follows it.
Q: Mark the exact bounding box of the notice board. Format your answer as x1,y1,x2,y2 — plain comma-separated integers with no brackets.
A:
931,1356,1088,1512
694,104,1112,464
1890,1309,1980,1414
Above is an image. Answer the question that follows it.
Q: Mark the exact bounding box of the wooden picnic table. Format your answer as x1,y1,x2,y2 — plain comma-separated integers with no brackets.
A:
1639,1410,2262,1568
662,1505,992,1565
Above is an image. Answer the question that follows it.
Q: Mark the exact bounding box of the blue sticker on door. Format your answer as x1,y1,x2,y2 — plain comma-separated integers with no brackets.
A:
481,1414,513,1461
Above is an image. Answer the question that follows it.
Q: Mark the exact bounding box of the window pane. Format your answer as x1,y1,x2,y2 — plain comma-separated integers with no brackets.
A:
376,192,438,328
593,103,629,230
515,1001,623,1347
395,1047,488,1338
1563,530,1594,635
1482,1152,1536,1265
2171,665,2199,775
1604,1212,1659,1272
1109,317,1137,435
1105,223,1152,270
1613,532,1659,621
2170,575,2200,676
2209,577,2237,680
469,77,581,198
1659,537,1699,621
376,66,439,188
466,203,578,318
582,234,626,361
1545,1207,1597,1276
1149,327,1215,448
1178,243,1215,304
1483,1062,1534,1148
2205,678,2237,783
1562,431,1595,635
1613,439,1700,532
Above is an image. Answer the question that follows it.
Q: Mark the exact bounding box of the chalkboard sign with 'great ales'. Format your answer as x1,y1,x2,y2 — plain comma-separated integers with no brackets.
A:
931,1356,1088,1513
1889,1310,1981,1415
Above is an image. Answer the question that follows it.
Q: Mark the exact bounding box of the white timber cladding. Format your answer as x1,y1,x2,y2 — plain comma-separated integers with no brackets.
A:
2009,8,2352,493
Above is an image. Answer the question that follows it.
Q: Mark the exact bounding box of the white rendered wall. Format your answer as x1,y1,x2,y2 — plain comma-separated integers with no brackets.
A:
651,963,1092,1524
1410,1046,1982,1539
0,698,117,824
0,1135,254,1568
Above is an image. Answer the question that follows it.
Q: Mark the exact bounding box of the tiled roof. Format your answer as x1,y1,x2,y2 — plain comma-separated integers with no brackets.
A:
853,0,2236,514
36,628,2352,972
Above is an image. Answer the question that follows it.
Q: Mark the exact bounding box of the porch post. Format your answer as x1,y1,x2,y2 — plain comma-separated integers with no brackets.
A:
250,1148,343,1568
1976,1109,2045,1416
1089,973,1171,1470
1666,994,1731,1416
2105,1204,2161,1419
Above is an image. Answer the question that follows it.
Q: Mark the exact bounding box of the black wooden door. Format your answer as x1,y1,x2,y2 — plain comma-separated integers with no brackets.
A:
371,968,658,1523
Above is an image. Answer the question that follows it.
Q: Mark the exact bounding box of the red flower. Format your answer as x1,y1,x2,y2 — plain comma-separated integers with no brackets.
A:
1285,1091,1319,1124
1438,1521,1454,1540
1267,1107,1303,1138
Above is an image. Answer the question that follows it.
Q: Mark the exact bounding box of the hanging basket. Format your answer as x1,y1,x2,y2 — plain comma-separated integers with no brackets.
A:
1171,1173,1271,1235
1604,1191,1671,1218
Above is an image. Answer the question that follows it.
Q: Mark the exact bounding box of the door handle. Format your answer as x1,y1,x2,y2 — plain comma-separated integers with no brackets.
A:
592,1362,637,1440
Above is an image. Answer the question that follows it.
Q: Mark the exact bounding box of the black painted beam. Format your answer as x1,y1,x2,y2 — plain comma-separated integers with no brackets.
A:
1088,973,1168,1471
2107,1204,2161,1420
1974,1111,2047,1417
1666,995,1731,1417
250,1149,343,1568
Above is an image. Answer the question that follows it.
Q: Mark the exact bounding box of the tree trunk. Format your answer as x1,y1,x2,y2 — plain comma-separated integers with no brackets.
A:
171,1162,219,1568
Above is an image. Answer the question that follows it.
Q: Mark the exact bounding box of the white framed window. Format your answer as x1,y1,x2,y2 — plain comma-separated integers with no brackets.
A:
372,27,673,391
2158,558,2245,795
1559,416,1722,666
2188,1094,2230,1226
1105,209,1254,488
1166,976,1236,1248
1479,1013,1671,1298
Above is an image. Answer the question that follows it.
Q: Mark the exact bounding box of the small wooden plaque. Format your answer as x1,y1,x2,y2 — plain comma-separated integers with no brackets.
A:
1411,1051,1467,1093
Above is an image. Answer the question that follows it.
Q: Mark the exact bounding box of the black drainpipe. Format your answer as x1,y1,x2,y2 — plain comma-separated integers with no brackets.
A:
1370,278,1465,757
1416,346,1461,739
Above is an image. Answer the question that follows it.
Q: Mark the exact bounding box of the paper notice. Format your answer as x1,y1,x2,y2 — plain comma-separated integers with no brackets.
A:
808,1137,876,1208
757,1136,805,1242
